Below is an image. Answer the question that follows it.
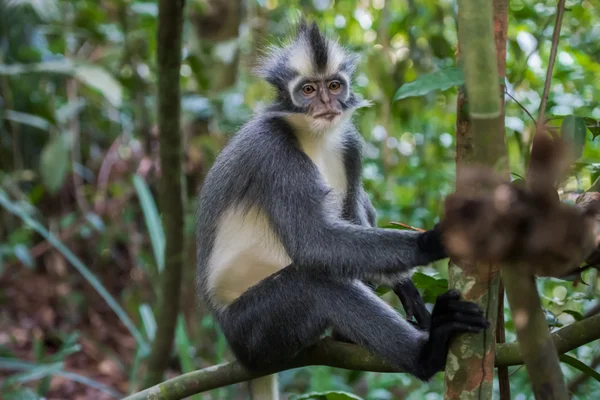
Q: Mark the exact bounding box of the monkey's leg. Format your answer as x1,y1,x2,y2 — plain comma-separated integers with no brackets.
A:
327,285,488,380
217,266,330,370
393,279,431,329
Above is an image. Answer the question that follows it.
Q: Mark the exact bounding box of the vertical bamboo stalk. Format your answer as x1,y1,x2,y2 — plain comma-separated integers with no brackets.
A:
444,0,507,398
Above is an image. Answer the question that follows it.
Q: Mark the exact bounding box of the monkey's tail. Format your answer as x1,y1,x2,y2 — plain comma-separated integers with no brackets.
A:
249,374,279,400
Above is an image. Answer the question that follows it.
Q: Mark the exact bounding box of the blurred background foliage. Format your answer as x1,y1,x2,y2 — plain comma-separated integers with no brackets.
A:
0,0,599,399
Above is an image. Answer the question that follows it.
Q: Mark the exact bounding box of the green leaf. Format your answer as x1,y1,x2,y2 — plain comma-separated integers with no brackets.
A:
2,110,52,131
175,314,200,400
561,310,583,321
584,117,600,140
2,362,63,387
0,61,122,107
293,391,364,400
560,354,600,383
74,65,122,107
0,191,148,353
13,244,34,269
2,388,41,400
394,68,464,101
0,357,121,398
560,115,587,160
139,304,156,341
0,60,73,76
131,2,158,16
40,135,70,194
133,175,165,274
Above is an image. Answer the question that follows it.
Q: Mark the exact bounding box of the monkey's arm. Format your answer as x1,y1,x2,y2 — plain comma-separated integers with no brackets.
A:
355,187,431,328
253,135,445,281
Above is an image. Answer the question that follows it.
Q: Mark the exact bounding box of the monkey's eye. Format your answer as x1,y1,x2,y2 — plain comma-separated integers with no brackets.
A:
301,84,316,96
328,81,342,92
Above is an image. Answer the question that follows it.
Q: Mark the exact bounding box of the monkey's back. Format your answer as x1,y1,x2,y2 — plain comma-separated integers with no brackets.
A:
195,115,298,313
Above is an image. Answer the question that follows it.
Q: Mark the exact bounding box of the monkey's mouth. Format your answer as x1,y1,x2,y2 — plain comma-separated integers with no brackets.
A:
312,111,342,121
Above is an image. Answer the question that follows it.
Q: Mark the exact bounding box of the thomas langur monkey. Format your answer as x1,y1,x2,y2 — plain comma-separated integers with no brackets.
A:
196,20,488,400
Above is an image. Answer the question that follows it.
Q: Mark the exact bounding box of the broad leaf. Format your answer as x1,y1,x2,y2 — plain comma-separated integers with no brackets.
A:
560,115,587,160
2,110,51,131
584,117,600,140
394,68,464,101
0,61,122,107
293,391,364,400
560,354,600,383
40,135,70,194
74,65,122,107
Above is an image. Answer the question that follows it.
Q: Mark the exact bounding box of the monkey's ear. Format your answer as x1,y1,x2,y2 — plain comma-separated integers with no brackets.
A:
297,17,309,35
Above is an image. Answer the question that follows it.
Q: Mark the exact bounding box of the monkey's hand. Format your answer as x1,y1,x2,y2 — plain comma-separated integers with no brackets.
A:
416,289,489,381
393,280,431,330
417,223,447,262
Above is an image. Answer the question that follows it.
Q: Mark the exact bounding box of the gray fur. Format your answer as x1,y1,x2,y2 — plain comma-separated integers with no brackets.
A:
196,21,487,392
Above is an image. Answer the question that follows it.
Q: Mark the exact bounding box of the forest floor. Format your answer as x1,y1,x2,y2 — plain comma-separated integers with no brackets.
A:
1,258,142,399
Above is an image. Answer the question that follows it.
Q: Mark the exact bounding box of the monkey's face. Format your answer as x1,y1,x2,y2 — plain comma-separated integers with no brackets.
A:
292,75,349,124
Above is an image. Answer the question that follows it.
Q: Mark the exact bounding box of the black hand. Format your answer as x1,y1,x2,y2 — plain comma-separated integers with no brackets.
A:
416,289,489,381
417,223,447,261
393,280,431,330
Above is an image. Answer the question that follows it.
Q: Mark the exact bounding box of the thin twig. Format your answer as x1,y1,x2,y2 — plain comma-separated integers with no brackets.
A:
505,89,536,125
389,222,426,232
537,0,567,125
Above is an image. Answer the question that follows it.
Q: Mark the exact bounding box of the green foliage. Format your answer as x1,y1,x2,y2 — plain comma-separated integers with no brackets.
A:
393,68,464,101
39,134,70,194
293,391,364,400
1,0,600,398
133,175,165,274
560,355,600,384
561,115,588,160
0,191,148,353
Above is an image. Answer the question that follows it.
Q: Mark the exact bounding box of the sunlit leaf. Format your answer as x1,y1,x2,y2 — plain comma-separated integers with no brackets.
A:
40,134,70,194
2,110,52,131
0,60,73,76
561,310,583,321
131,2,158,16
0,61,122,107
394,68,464,101
74,65,123,107
293,391,364,400
560,115,587,160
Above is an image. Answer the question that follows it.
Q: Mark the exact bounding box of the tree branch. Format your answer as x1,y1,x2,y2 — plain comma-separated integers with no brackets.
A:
536,0,566,125
123,314,600,400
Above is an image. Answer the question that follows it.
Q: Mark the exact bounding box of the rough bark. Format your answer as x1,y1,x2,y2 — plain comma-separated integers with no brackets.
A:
501,2,570,399
123,314,600,400
141,0,186,389
444,0,508,398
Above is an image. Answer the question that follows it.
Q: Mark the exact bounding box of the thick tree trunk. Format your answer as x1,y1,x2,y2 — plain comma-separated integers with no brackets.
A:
444,0,508,398
141,0,186,389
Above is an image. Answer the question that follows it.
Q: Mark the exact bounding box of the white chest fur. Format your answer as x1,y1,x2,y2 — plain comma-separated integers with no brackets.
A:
287,114,349,214
207,115,350,309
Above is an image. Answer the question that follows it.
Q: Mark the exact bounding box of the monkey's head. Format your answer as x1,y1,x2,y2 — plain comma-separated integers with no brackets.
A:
255,20,368,132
